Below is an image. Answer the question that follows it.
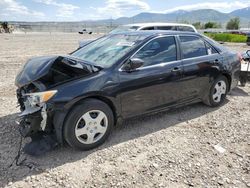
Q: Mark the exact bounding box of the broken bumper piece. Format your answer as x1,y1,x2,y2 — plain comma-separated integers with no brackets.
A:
16,104,48,137
15,103,59,156
16,111,43,137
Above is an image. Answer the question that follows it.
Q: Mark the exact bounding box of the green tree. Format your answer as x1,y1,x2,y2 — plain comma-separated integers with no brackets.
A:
192,22,204,29
204,22,220,29
226,17,240,30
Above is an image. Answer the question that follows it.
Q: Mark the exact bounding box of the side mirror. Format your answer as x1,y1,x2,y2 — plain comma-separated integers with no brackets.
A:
130,58,144,69
247,50,250,57
122,58,144,72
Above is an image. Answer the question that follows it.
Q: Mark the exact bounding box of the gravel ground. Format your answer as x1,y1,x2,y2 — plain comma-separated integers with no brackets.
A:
0,33,249,188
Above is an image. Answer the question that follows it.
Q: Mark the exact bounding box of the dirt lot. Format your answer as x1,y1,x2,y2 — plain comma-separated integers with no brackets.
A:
0,33,249,188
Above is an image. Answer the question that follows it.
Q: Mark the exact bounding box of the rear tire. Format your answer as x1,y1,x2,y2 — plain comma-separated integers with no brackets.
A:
64,99,114,150
203,76,228,107
239,75,247,87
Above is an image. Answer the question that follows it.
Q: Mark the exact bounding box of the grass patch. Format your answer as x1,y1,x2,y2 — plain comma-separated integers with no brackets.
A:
204,33,247,43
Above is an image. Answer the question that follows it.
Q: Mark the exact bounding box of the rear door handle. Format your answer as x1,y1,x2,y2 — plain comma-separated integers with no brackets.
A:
212,59,220,65
171,66,181,72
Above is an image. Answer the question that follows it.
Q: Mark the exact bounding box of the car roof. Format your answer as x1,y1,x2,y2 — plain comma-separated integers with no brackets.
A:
125,22,195,28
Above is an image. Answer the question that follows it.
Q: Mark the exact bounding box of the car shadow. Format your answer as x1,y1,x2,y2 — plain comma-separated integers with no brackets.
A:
229,87,249,96
0,102,224,187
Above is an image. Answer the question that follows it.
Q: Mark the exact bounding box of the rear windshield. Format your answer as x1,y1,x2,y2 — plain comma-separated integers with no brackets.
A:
203,35,228,52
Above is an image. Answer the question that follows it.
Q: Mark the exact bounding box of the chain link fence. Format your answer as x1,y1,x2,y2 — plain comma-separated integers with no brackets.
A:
11,22,117,34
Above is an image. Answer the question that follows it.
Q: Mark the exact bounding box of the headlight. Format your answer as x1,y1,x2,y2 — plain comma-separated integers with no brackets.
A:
25,90,57,106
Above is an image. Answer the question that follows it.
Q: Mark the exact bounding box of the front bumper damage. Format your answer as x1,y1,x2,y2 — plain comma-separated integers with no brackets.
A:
14,55,102,155
16,93,59,155
16,103,47,137
15,54,101,139
16,85,58,138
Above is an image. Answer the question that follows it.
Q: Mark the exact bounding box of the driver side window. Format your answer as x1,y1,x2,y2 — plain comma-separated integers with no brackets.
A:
133,36,177,67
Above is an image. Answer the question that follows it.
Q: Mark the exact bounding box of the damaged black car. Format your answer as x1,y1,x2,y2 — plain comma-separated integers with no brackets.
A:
15,31,240,151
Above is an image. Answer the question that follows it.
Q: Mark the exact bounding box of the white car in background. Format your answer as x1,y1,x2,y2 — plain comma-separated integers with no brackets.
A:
79,23,197,48
110,23,198,34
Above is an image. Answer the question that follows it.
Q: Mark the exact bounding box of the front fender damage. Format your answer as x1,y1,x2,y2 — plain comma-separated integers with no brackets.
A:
14,55,102,155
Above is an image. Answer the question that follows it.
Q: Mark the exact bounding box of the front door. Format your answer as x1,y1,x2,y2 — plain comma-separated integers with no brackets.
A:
118,36,184,118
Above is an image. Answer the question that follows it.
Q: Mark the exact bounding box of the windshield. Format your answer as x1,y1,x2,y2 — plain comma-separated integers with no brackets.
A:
71,34,149,68
109,25,140,34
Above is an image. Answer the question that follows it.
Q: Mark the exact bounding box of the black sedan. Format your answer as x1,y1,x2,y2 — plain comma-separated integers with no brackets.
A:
15,31,241,151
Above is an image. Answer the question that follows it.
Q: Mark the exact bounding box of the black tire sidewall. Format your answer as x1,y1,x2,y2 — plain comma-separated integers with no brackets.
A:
239,76,247,87
209,76,228,107
64,99,114,150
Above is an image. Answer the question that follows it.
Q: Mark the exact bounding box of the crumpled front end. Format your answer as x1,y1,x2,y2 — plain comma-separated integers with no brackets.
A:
16,85,59,156
16,86,53,137
15,55,101,138
14,55,102,155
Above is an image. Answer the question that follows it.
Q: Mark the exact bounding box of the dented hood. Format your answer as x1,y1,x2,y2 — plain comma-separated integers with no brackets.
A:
15,55,102,88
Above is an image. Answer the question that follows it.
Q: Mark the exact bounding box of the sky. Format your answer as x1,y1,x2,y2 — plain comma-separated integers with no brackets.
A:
0,0,250,22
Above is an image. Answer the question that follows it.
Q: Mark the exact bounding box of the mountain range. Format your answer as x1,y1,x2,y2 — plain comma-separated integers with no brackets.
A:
88,7,250,27
9,7,250,30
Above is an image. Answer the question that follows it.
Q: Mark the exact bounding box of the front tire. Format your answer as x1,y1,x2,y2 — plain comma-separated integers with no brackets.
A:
64,99,114,150
204,76,228,107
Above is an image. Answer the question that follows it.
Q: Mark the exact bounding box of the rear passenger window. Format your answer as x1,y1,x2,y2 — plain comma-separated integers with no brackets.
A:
180,36,207,59
133,36,177,67
157,26,176,31
177,26,195,32
141,27,155,30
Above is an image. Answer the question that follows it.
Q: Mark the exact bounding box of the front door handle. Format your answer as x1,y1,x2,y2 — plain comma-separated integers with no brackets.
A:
171,67,181,72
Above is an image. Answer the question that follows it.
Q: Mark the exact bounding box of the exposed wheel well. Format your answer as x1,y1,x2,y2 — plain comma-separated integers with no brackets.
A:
221,73,232,91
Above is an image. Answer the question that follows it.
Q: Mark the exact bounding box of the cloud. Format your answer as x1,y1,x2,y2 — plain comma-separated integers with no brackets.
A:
162,1,250,13
92,0,150,18
0,0,45,19
35,0,79,18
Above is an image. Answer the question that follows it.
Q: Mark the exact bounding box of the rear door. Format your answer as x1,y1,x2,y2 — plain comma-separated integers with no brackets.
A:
178,35,222,100
118,36,184,117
